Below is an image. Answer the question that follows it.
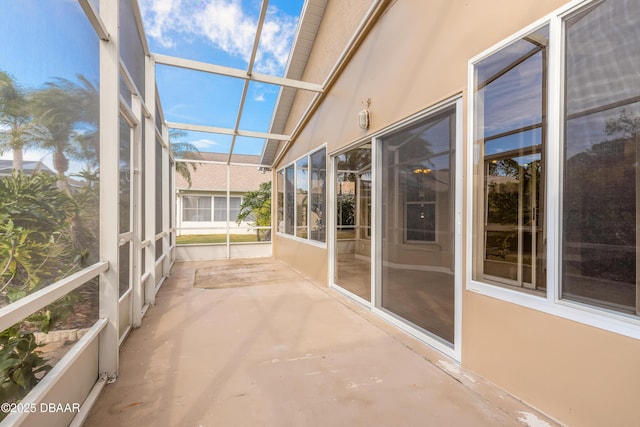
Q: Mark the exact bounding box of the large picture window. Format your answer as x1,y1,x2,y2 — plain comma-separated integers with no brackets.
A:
471,0,640,327
561,0,640,315
278,147,326,243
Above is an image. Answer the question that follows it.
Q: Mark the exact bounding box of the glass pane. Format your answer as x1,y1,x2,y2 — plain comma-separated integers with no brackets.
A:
184,196,211,222
0,280,98,415
474,25,548,292
119,241,131,297
296,157,309,238
155,65,243,129
335,145,371,301
562,0,640,314
119,0,145,97
285,165,294,235
381,107,456,344
213,196,227,222
119,117,131,234
277,170,284,233
0,1,100,302
155,138,163,235
310,148,326,242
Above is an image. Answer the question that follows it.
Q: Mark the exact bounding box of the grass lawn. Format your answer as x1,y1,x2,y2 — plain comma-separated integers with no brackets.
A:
176,234,264,244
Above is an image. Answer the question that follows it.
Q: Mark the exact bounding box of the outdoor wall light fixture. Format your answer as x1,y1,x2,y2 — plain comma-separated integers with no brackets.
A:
358,98,371,129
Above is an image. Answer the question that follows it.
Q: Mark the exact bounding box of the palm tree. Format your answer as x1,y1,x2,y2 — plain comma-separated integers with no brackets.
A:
30,76,98,192
170,129,203,187
0,71,44,172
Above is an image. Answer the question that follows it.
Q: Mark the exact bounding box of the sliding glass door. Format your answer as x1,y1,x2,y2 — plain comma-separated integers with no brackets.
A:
378,105,457,345
334,143,372,301
331,100,460,353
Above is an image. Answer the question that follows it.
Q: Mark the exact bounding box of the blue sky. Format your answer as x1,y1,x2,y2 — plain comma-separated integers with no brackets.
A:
0,0,304,167
0,0,99,172
139,0,305,157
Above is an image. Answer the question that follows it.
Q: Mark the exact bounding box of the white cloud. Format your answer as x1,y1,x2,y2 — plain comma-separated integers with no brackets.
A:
190,138,220,149
140,0,298,75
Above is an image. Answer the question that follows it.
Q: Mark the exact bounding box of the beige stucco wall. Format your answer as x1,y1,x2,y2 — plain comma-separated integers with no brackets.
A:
464,292,640,427
273,0,640,425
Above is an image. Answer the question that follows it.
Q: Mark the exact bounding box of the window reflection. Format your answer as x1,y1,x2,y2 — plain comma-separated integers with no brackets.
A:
562,0,640,314
335,144,372,301
0,1,100,303
381,107,456,344
284,165,295,235
310,148,326,242
474,25,548,291
296,157,309,238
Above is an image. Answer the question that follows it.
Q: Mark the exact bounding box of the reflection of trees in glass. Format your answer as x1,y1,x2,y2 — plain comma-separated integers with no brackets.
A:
564,108,638,283
337,195,355,229
0,70,100,311
337,147,370,235
0,72,45,172
30,76,98,193
486,159,529,225
0,173,96,302
0,70,100,180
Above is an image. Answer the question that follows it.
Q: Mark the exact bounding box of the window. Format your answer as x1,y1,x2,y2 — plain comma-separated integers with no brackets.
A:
214,196,241,222
296,157,309,238
470,0,640,329
285,165,295,235
561,0,640,315
182,196,211,221
310,148,327,242
473,25,548,292
277,170,284,232
278,147,327,243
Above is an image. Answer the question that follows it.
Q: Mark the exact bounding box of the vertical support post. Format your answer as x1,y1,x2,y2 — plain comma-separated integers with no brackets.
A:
226,164,231,259
162,124,170,277
132,94,143,327
144,56,157,305
170,162,176,263
99,0,119,380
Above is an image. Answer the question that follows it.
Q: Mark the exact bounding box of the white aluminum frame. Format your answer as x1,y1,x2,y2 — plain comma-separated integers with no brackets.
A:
329,96,464,361
275,144,328,248
466,0,640,341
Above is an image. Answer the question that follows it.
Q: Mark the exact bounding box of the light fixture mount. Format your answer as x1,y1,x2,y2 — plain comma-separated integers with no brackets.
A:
358,98,371,129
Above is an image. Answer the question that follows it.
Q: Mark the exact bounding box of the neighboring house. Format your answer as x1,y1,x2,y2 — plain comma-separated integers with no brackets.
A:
174,153,270,236
0,159,53,177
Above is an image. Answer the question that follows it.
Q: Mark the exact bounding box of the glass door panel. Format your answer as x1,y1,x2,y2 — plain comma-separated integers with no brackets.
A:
379,107,456,344
334,144,372,301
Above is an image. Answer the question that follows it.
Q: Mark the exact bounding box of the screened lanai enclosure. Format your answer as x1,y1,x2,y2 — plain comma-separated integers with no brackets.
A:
0,0,312,424
0,1,172,424
2,0,640,426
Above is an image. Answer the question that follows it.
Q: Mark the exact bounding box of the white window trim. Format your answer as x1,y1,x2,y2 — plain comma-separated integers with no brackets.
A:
466,0,640,341
276,144,328,248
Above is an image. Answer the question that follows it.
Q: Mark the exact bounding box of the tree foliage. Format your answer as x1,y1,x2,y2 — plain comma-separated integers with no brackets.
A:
170,129,203,188
237,181,272,241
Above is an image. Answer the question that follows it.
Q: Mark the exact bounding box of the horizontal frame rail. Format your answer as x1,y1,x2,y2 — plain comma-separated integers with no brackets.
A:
0,262,109,332
1,318,107,427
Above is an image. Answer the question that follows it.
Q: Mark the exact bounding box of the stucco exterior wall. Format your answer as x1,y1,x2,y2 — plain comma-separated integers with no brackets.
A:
273,1,640,425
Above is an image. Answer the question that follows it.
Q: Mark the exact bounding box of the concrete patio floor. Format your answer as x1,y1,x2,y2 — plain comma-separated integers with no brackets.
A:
85,258,557,427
